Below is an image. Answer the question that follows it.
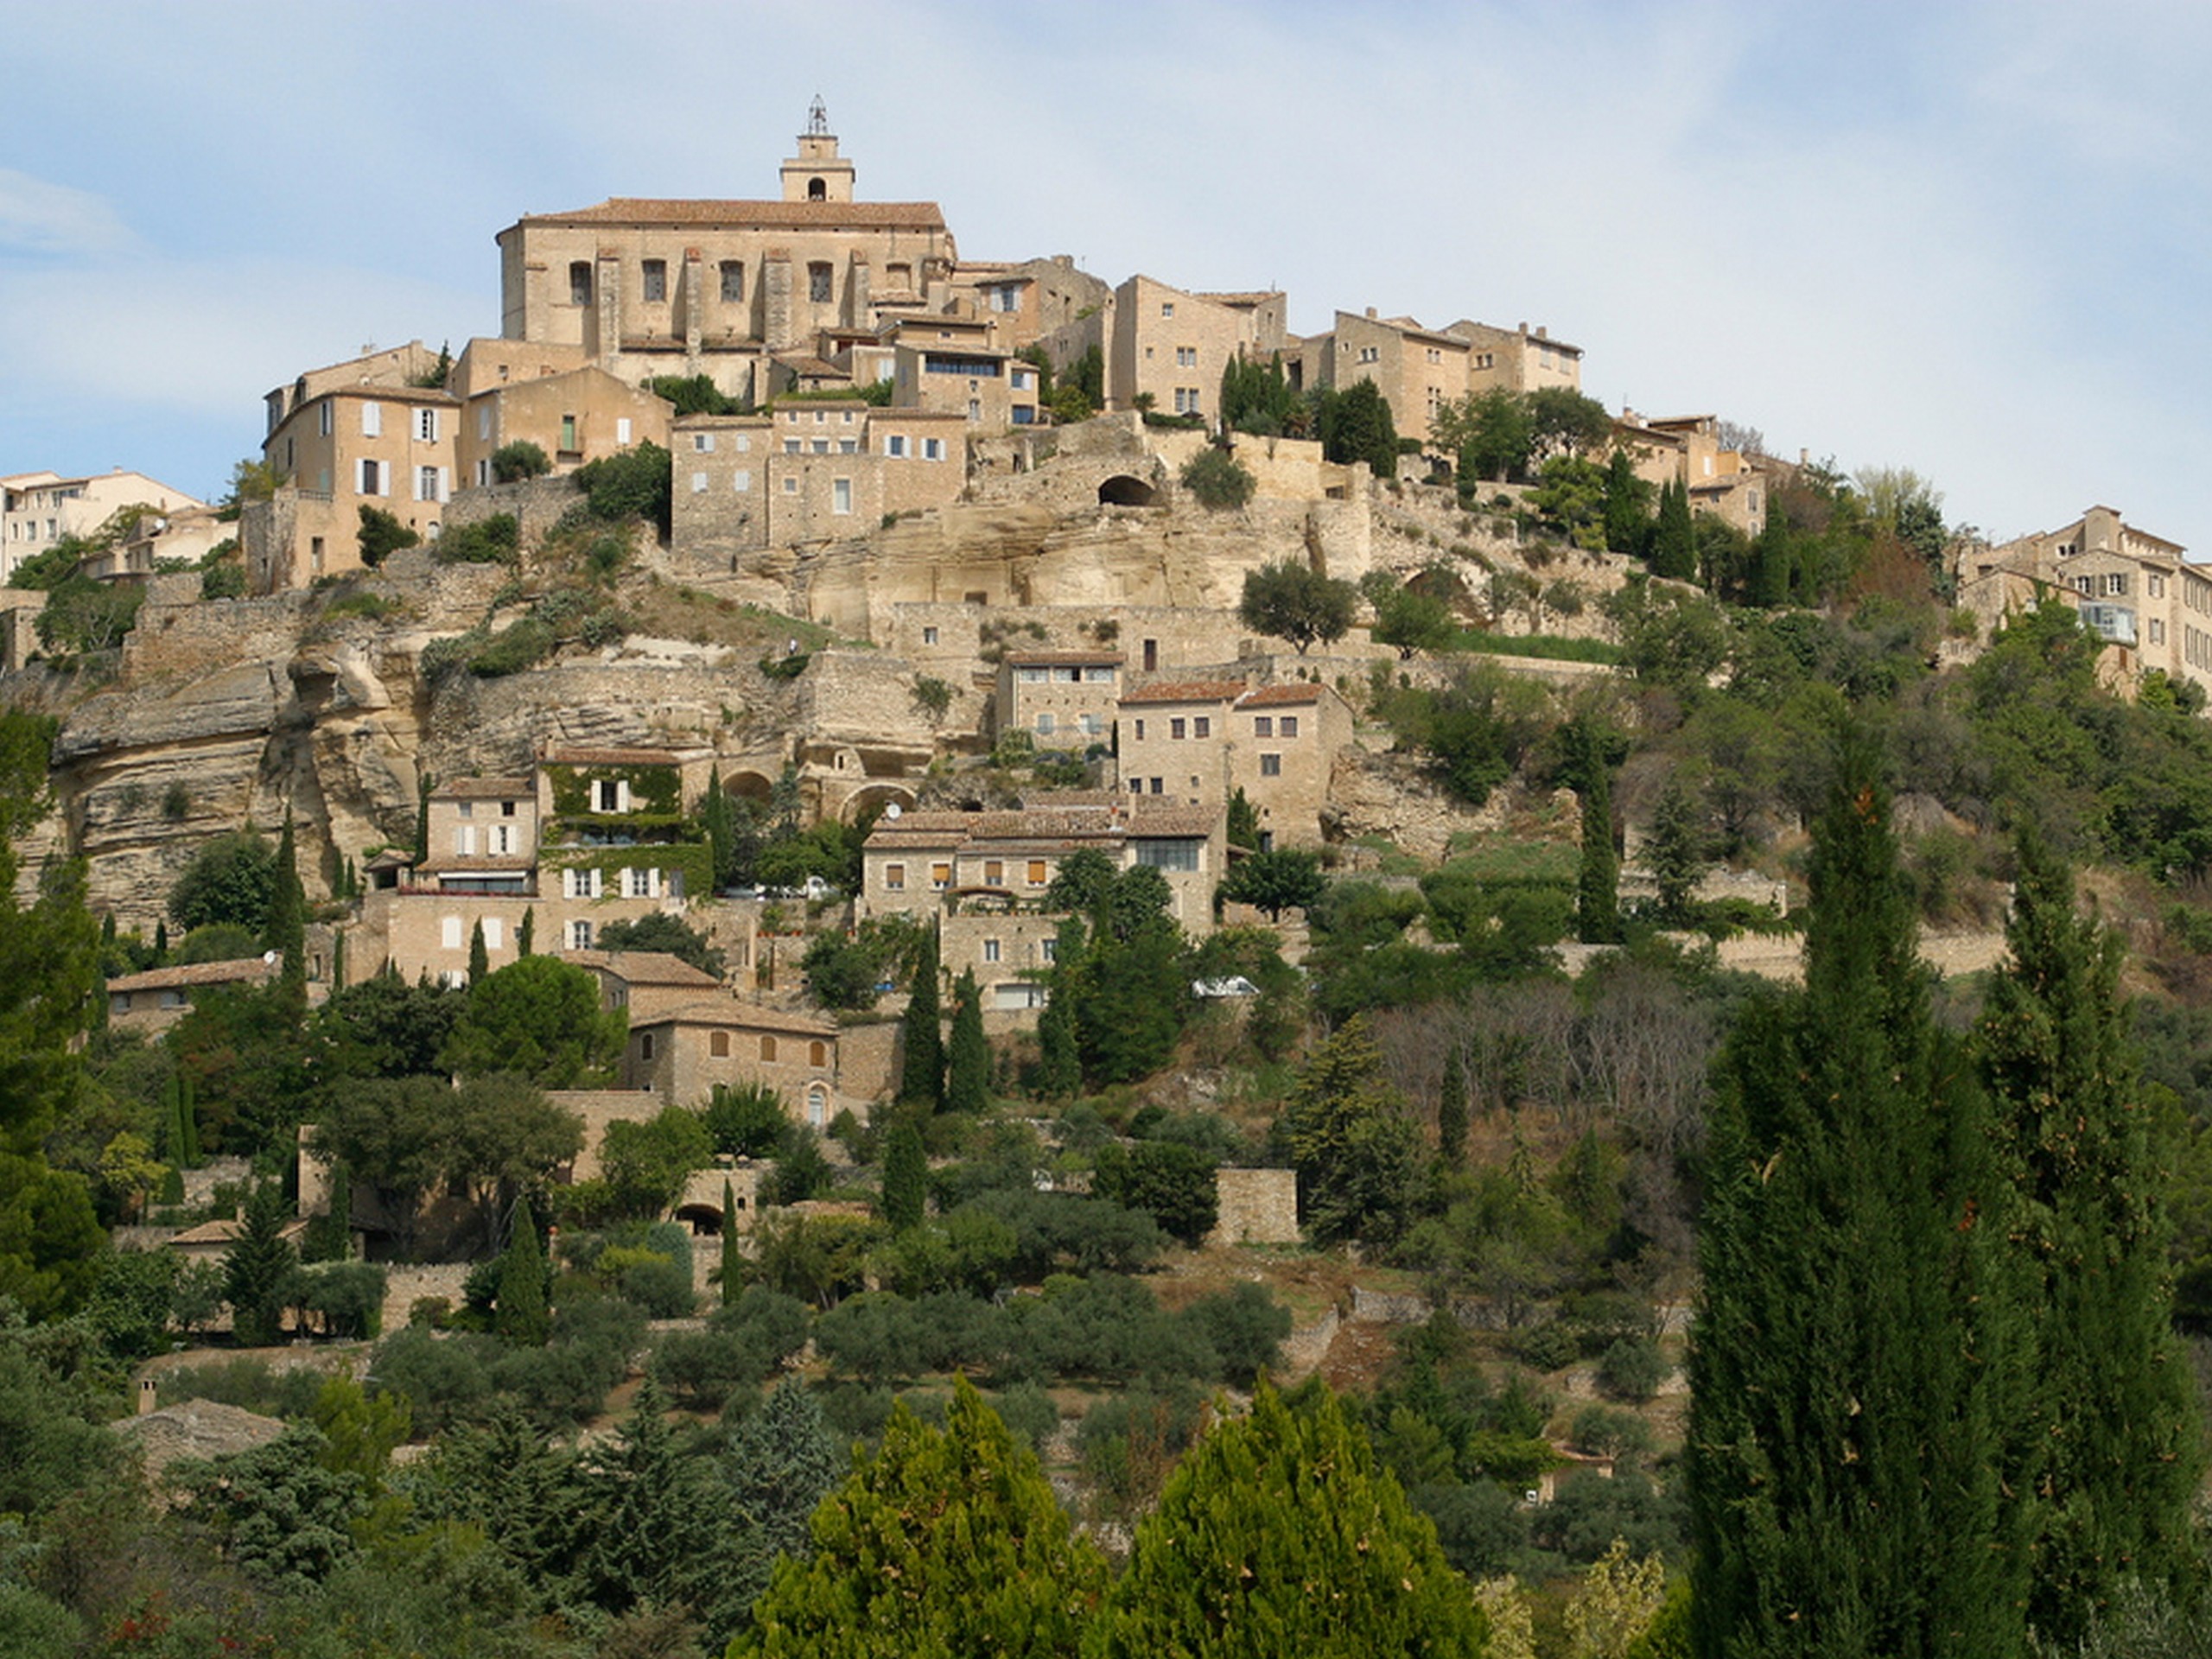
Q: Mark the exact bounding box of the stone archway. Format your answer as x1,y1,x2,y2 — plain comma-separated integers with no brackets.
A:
840,782,918,825
1097,474,1158,507
674,1201,725,1236
725,769,776,804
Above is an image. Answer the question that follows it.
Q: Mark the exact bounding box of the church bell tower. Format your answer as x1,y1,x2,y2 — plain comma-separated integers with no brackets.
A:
780,96,855,203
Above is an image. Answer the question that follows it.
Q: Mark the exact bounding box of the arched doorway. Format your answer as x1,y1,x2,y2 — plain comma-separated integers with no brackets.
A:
840,782,918,825
1098,474,1158,507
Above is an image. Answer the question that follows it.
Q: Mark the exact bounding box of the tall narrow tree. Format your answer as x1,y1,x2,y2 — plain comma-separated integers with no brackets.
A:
468,918,490,985
264,810,307,997
1976,832,2203,1642
720,1179,743,1306
945,968,989,1113
1573,716,1620,944
495,1196,548,1346
1689,734,2031,1658
879,1120,926,1232
1437,1045,1470,1170
1650,476,1695,582
897,925,943,1109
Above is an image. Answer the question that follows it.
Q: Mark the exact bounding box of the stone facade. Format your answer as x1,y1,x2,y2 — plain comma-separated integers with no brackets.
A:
620,1001,849,1127
453,359,672,490
1117,679,1354,849
994,649,1124,747
1210,1165,1299,1246
1,467,206,584
107,957,277,1034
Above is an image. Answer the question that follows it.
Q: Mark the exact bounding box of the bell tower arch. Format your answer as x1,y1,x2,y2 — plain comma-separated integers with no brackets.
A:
781,96,855,204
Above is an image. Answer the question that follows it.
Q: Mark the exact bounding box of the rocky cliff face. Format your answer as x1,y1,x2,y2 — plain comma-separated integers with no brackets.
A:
20,454,1585,931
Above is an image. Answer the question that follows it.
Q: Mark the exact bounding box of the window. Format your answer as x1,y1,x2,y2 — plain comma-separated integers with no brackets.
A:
733,470,751,493
922,626,938,645
1253,715,1273,738
693,433,715,453
1135,840,1200,871
417,466,442,502
1027,860,1047,886
1260,753,1281,776
1161,301,1175,317
483,918,504,950
1036,713,1056,736
923,438,944,461
839,438,857,454
626,866,654,898
809,1040,828,1067
808,262,832,302
760,1035,778,1061
807,1084,828,1127
720,260,744,302
1170,718,1187,740
884,863,906,891
454,824,475,855
710,1029,730,1058
561,415,577,451
416,407,439,442
784,439,801,454
357,459,384,496
783,478,798,494
983,938,1001,963
2151,618,2167,645
1175,346,1197,366
984,860,1004,886
1134,718,1146,740
811,439,829,454
442,916,463,950
1358,346,1379,365
2103,572,2130,597
569,919,594,949
569,261,592,304
596,779,624,811
1193,716,1211,738
931,862,952,890
318,401,334,436
832,478,852,514
489,825,513,855
642,259,667,302
361,401,383,437
691,471,709,493
639,1033,656,1062
1280,715,1300,738
1149,777,1164,794
885,434,907,457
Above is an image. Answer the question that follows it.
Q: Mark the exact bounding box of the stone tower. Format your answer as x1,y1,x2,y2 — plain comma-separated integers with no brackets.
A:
781,97,855,204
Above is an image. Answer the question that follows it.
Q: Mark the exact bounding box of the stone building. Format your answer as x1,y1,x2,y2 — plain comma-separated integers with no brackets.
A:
671,404,966,561
1116,678,1355,848
1036,275,1287,421
1,468,207,583
994,648,1124,747
450,354,672,489
1955,505,2212,699
619,1000,849,1129
494,101,957,405
1300,309,1473,448
251,344,461,591
106,957,277,1034
1615,411,1782,537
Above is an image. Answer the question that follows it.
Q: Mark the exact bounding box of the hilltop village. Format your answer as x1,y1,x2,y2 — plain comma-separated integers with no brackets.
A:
5,102,2212,1658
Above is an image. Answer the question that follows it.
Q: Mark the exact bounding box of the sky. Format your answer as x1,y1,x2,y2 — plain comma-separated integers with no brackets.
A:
3,0,2209,550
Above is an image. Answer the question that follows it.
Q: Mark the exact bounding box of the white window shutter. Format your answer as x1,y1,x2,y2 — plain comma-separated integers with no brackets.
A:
438,467,451,502
411,468,423,502
649,868,663,898
617,418,632,443
362,402,381,438
561,867,575,899
616,781,632,813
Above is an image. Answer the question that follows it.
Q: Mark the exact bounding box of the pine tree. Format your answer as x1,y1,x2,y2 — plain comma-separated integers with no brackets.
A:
945,968,988,1113
897,924,943,1109
1688,734,2031,1658
879,1120,926,1232
1437,1044,1470,1169
725,1380,847,1620
1573,716,1619,944
1602,447,1652,557
1102,1381,1488,1656
720,1179,743,1306
740,1378,1109,1658
495,1196,549,1346
1976,831,2204,1642
468,918,490,984
1650,476,1695,581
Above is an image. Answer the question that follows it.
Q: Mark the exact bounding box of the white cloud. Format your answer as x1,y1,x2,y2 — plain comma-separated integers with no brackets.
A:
0,168,136,259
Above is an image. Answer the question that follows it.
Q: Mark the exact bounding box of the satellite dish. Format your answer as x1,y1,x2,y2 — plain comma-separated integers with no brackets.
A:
884,803,902,819
263,950,279,965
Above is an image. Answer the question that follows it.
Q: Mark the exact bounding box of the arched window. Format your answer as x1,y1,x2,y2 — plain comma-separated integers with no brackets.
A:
809,1039,828,1067
806,1084,828,1128
807,176,827,201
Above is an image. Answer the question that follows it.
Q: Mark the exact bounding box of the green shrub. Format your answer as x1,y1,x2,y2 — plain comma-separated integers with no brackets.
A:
358,505,419,568
1598,1334,1668,1402
1516,1320,1581,1372
1569,1403,1655,1460
490,441,550,483
200,563,246,600
575,441,671,535
434,513,519,566
1179,446,1256,511
467,616,555,677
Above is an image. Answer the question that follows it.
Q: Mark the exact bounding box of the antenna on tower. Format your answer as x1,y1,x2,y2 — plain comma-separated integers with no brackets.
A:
806,95,830,137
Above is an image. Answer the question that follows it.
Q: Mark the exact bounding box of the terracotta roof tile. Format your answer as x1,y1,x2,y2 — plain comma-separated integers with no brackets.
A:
109,958,276,995
1236,683,1326,707
567,950,722,988
520,197,947,232
437,777,532,798
1119,679,1248,707
1002,649,1124,667
632,999,836,1037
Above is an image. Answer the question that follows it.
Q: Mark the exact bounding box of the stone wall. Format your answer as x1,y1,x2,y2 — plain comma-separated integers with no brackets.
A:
443,474,584,550
379,1263,474,1333
1211,1166,1298,1246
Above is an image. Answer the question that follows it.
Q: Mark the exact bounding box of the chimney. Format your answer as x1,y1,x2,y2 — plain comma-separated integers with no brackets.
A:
1535,327,1548,340
137,1376,159,1416
1365,307,1376,319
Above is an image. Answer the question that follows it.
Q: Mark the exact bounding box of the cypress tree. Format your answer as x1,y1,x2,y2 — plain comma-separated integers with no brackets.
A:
517,906,535,957
224,1181,297,1347
945,967,988,1113
1573,717,1619,944
1688,734,2031,1658
1647,771,1707,925
1602,447,1650,557
162,1071,188,1166
897,924,943,1109
880,1119,927,1232
703,766,735,890
153,918,168,962
1976,832,2204,1642
330,926,346,989
468,918,490,984
178,1070,200,1166
495,1196,549,1346
264,809,306,995
415,772,433,866
720,1179,742,1306
1751,494,1794,608
1437,1045,1470,1169
1650,476,1695,581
